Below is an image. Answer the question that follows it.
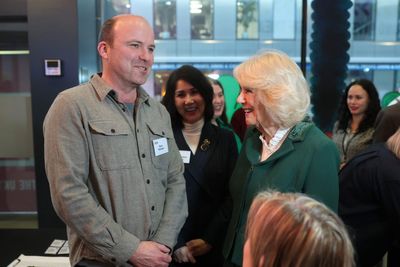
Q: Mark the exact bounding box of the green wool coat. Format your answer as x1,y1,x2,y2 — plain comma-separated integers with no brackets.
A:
223,120,340,265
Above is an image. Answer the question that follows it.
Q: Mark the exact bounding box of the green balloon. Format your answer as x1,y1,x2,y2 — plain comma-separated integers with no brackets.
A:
381,91,400,107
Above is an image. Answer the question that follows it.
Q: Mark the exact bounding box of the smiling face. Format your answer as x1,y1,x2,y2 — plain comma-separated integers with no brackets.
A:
237,87,258,126
98,16,155,88
174,80,205,124
212,83,225,119
347,84,369,117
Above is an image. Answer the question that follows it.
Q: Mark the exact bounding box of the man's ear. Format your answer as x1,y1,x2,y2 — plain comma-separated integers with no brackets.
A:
97,41,108,59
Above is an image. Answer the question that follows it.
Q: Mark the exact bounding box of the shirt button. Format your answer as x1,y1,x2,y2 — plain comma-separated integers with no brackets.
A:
141,153,145,158
110,129,115,133
151,206,155,211
146,179,150,184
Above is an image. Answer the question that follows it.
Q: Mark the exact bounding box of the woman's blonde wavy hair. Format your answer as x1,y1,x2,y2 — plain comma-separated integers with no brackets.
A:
234,50,310,128
245,191,354,267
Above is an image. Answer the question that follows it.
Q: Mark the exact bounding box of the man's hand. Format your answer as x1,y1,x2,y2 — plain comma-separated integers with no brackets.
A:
129,241,171,267
186,239,212,257
173,246,196,263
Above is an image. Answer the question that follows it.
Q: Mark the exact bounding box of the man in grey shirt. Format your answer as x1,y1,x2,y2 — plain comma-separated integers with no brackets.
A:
44,14,187,267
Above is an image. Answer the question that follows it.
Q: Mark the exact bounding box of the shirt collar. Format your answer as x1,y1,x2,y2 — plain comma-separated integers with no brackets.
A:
90,73,150,105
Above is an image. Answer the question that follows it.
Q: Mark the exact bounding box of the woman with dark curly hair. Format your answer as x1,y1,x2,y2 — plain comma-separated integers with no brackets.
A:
332,79,381,168
162,65,238,266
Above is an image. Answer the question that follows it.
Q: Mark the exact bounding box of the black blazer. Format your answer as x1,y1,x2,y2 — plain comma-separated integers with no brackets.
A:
339,143,400,267
173,122,238,266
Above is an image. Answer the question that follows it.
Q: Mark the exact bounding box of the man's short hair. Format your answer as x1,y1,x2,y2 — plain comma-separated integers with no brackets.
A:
98,17,118,45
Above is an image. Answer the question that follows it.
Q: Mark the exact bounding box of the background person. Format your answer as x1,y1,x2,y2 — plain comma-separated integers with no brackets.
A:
162,65,238,266
230,108,247,142
244,191,354,267
373,102,400,143
339,128,400,267
210,78,241,151
332,79,381,168
44,15,187,267
223,50,340,266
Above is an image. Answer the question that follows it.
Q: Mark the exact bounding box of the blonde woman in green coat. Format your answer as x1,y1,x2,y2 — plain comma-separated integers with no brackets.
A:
223,50,340,267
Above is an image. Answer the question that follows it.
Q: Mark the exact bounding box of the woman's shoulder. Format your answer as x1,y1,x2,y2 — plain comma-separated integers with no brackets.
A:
355,127,375,143
333,121,339,131
290,122,337,149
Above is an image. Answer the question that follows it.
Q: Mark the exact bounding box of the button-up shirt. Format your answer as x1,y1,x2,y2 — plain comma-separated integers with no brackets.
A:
44,74,187,266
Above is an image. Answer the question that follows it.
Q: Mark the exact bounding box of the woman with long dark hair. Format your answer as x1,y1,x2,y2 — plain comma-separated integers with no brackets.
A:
332,79,381,168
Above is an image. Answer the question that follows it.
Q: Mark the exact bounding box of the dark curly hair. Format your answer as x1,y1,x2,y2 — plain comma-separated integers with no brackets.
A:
161,65,214,129
336,79,381,133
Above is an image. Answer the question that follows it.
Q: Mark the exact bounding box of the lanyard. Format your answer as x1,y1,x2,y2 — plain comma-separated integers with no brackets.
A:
341,130,357,162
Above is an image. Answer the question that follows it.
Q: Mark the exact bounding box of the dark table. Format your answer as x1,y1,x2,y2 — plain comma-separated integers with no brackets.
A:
0,228,67,266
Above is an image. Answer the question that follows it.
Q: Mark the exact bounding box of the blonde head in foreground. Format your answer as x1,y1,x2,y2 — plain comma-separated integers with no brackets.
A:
244,191,354,267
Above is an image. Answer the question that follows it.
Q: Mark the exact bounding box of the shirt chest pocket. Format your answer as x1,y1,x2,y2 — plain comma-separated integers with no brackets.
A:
89,120,135,171
147,123,173,171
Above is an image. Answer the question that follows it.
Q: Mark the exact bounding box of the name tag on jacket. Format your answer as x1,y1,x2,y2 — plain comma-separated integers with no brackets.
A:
153,138,168,156
179,150,191,164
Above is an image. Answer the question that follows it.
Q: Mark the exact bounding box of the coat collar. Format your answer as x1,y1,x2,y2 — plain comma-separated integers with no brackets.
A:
246,119,314,165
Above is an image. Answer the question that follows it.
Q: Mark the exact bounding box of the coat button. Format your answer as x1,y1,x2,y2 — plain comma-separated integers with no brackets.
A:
111,129,115,133
141,153,145,158
146,179,150,184
151,206,155,211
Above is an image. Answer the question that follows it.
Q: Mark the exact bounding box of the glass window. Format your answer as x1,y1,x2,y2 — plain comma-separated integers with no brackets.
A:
346,69,373,84
236,0,259,39
0,14,37,226
154,0,177,39
190,0,214,39
395,70,400,90
103,0,131,18
154,71,171,97
353,0,376,40
397,2,400,40
273,0,295,39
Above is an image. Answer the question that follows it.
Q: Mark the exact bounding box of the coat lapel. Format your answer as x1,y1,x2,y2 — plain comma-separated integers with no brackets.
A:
245,123,315,166
173,123,217,194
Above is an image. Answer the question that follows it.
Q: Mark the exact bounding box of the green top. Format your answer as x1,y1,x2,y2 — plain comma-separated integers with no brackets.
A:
223,120,340,265
216,117,242,151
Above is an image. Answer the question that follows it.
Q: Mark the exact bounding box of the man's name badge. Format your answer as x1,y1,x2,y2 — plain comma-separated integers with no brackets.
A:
153,138,168,156
179,150,191,164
